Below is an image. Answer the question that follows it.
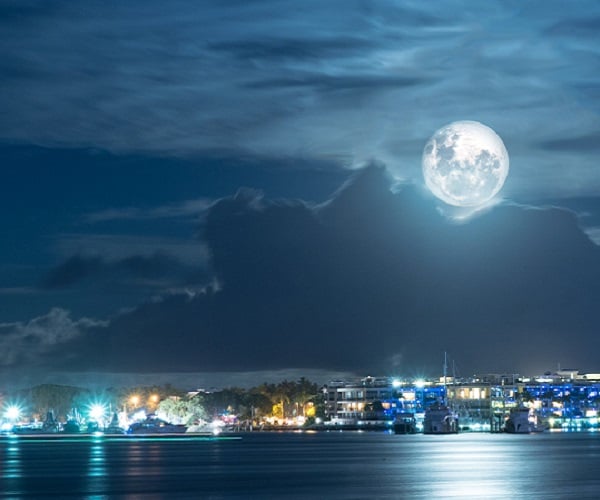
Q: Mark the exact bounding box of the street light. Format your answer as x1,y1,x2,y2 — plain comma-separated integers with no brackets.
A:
129,395,140,409
4,405,21,422
89,403,106,423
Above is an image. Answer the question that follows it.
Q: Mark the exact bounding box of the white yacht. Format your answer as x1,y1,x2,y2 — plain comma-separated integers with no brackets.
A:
423,403,459,434
504,407,543,433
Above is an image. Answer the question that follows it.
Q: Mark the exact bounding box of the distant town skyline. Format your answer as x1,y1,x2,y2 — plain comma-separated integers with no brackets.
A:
1,1,600,387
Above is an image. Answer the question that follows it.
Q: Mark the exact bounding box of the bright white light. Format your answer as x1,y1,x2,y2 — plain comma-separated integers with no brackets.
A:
89,404,106,421
392,379,402,388
132,410,146,422
414,380,426,389
4,405,21,421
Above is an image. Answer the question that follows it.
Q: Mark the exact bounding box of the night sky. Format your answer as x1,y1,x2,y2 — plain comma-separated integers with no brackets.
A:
1,1,600,388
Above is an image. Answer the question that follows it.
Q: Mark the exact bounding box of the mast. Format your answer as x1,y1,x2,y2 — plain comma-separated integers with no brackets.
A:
443,351,447,385
443,351,447,402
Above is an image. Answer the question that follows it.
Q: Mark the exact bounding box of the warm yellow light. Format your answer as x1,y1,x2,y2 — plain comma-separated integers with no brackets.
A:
150,394,159,403
130,395,140,406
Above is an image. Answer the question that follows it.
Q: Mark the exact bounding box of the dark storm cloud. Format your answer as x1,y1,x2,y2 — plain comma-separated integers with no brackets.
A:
34,166,600,376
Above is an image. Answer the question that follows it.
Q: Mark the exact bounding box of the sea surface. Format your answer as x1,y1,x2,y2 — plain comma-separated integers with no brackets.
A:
1,431,599,499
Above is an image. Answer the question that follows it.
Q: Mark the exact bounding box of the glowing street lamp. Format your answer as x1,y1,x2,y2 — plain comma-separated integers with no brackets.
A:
129,395,140,409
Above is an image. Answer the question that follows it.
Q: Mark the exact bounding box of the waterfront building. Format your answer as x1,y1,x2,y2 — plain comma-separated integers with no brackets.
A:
324,376,445,429
323,370,600,432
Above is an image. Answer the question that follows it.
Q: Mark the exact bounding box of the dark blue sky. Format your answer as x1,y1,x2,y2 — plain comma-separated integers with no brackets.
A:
1,1,600,387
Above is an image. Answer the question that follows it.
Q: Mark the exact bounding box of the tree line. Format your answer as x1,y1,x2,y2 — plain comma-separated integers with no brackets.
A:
1,378,323,424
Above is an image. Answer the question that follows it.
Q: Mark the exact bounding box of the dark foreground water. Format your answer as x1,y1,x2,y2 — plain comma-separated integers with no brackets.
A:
1,431,600,499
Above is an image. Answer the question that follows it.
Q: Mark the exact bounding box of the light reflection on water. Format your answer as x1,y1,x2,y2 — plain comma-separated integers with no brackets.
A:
0,432,599,498
2,436,22,497
85,436,107,498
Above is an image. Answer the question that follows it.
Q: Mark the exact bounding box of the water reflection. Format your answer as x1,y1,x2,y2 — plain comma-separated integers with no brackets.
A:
1,432,599,498
85,436,106,498
2,436,23,498
415,434,575,499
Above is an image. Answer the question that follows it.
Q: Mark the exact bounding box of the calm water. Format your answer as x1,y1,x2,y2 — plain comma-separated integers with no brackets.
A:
1,431,599,499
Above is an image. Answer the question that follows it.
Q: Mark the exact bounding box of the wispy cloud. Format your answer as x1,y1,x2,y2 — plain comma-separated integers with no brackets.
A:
54,234,209,267
0,1,599,198
86,198,213,223
0,308,106,366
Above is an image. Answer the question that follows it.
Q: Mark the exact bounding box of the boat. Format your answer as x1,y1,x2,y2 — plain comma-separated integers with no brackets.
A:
423,403,459,434
62,419,81,433
393,412,416,434
423,352,459,434
104,412,125,434
42,411,60,433
504,407,543,433
12,411,59,435
127,416,187,434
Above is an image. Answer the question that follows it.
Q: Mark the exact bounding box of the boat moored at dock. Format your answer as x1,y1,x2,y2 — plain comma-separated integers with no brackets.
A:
423,403,459,434
504,407,543,433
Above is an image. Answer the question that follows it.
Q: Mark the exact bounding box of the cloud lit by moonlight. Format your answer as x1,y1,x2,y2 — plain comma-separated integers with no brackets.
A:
422,121,509,207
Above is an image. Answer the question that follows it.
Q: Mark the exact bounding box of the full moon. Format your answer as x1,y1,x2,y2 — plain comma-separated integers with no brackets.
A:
422,121,509,207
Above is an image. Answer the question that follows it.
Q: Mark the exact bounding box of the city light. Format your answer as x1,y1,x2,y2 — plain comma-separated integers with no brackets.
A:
88,403,107,422
4,405,21,421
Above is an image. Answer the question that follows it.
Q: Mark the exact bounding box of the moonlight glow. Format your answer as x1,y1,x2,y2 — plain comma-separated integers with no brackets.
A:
422,121,509,207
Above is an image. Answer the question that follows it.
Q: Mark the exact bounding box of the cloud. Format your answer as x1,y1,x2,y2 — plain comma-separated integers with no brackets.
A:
2,1,599,198
545,17,600,37
0,308,106,367
32,166,600,377
208,36,379,62
41,253,206,290
85,199,213,223
54,234,209,268
538,134,600,152
244,73,431,92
